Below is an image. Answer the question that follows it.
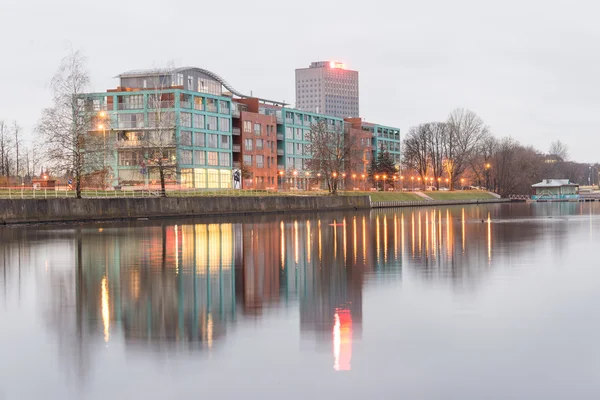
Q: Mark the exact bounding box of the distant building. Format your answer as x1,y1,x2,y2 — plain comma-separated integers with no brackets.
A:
295,61,359,118
531,179,579,201
345,118,401,166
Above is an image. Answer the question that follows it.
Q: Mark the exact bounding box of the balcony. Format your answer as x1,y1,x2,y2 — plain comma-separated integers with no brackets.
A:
277,164,285,170
116,122,145,129
232,109,240,118
194,103,203,111
277,149,284,156
232,127,241,136
116,140,143,148
233,161,241,168
206,105,217,113
220,108,230,115
180,101,191,109
276,133,283,141
232,144,241,152
149,101,175,109
117,103,143,110
276,116,283,123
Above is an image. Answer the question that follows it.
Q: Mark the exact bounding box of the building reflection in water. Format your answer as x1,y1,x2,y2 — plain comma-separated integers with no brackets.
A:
2,203,574,380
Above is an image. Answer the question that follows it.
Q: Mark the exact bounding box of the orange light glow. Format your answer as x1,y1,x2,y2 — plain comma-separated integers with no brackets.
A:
333,309,352,371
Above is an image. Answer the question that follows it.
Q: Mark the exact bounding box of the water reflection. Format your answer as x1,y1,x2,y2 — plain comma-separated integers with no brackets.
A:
1,202,598,395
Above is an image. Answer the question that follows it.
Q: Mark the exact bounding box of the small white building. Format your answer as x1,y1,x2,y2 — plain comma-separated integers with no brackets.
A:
531,179,579,201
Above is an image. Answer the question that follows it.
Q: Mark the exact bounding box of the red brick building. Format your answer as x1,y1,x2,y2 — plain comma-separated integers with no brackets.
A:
232,99,278,189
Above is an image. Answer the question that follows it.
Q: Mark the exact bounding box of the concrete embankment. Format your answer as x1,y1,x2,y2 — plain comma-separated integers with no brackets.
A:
0,196,372,225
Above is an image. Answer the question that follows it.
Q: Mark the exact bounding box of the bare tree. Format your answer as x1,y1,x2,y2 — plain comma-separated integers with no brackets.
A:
549,140,569,161
445,108,488,190
0,120,13,180
12,121,22,183
402,125,429,181
469,133,497,189
305,119,356,195
36,49,103,198
425,122,447,189
142,71,177,196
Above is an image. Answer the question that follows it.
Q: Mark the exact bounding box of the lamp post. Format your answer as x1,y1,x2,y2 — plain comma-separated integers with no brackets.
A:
383,175,387,192
400,175,404,191
342,173,347,191
437,177,441,190
485,163,491,190
460,178,465,190
352,174,357,190
411,176,414,191
375,175,379,191
417,177,421,190
361,174,366,191
393,175,398,191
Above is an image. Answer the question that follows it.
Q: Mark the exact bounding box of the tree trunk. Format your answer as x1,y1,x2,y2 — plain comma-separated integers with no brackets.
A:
76,171,82,199
159,166,166,197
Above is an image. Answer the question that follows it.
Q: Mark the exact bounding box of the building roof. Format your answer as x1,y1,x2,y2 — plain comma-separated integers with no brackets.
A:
532,179,579,188
117,66,287,106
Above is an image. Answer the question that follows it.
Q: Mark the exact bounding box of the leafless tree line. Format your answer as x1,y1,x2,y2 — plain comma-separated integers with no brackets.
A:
0,120,43,185
403,108,585,195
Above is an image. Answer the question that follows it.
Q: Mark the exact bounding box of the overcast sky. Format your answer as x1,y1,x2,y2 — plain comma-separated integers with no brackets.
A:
1,0,598,161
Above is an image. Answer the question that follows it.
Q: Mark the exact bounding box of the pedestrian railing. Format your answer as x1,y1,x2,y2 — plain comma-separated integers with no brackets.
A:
371,198,512,208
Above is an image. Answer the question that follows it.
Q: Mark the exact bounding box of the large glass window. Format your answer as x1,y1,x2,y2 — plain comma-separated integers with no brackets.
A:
194,150,205,165
219,101,230,114
148,111,175,127
180,112,192,127
207,134,218,148
118,151,142,166
180,150,192,165
285,127,293,139
121,95,143,110
220,170,231,188
254,123,261,135
256,139,263,150
207,151,218,166
244,138,253,151
295,128,302,140
180,131,192,146
219,118,230,132
207,169,219,188
206,98,217,113
256,155,264,168
220,135,230,149
206,116,217,130
243,120,252,133
194,132,205,147
243,155,252,165
193,114,204,129
194,97,203,111
286,143,293,155
219,152,230,166
117,113,144,129
194,168,206,188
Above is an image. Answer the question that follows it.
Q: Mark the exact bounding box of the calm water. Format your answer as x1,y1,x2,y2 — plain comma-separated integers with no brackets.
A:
1,203,600,399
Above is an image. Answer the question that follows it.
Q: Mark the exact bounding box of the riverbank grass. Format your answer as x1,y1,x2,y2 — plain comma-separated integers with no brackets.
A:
424,190,496,200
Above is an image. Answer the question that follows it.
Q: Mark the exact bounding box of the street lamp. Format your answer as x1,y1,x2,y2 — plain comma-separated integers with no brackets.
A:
460,178,465,190
375,175,380,191
383,175,387,192
400,175,404,191
305,171,310,190
293,170,298,190
485,163,491,189
411,176,414,191
361,173,366,191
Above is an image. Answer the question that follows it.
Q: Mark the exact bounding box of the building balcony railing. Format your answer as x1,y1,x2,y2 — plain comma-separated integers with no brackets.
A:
285,118,293,124
117,103,143,110
276,116,283,123
277,164,285,170
116,122,146,129
233,161,241,168
277,149,284,156
220,108,230,115
194,103,203,111
232,109,240,118
255,146,263,151
149,101,175,109
232,127,241,136
276,133,284,140
232,144,241,152
206,105,217,113
180,101,191,109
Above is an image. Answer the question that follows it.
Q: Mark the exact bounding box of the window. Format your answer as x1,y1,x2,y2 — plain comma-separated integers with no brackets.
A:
180,150,192,165
219,152,230,166
244,138,253,151
194,151,205,165
180,112,192,127
180,131,192,146
243,120,252,133
194,132,205,147
295,158,302,170
286,143,293,155
207,151,218,166
219,101,230,114
286,157,293,167
206,116,217,130
193,114,204,129
256,155,264,168
254,123,261,135
207,134,218,148
256,139,263,150
206,99,217,113
194,97,203,111
220,170,231,188
295,128,302,140
122,95,143,110
118,113,144,129
176,73,184,86
266,125,274,136
285,127,293,139
118,151,141,166
296,143,302,155
148,112,175,127
220,135,230,149
219,118,230,132
187,76,193,89
243,155,253,165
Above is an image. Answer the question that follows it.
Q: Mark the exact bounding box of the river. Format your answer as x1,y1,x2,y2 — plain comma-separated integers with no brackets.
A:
1,202,599,399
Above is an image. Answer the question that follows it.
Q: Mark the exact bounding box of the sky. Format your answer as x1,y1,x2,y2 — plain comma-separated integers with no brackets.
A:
1,0,598,162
